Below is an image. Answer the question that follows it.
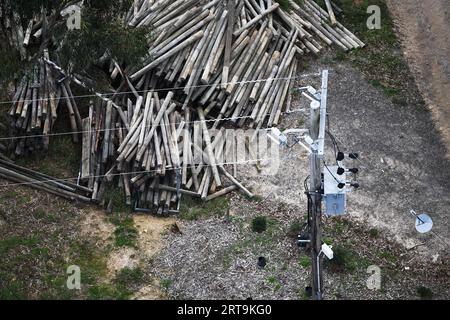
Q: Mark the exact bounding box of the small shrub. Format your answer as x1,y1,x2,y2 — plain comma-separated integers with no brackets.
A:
252,216,267,233
288,220,303,238
417,286,433,300
327,246,358,273
299,256,311,268
160,279,172,291
369,228,379,238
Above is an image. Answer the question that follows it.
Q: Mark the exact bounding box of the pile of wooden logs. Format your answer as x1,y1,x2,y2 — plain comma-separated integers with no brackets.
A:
2,0,365,213
6,50,82,155
80,92,254,214
0,0,54,59
117,0,363,130
0,159,92,202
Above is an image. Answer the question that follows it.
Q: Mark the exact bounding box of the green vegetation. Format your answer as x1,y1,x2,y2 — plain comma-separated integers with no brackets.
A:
299,256,311,268
333,0,422,107
109,214,138,248
180,196,229,220
275,0,293,11
378,249,397,264
0,183,145,300
276,0,304,11
252,216,268,233
88,267,145,300
416,286,433,300
0,190,19,200
0,233,109,300
15,135,81,177
369,228,379,238
104,185,132,213
222,217,281,268
160,278,172,291
288,220,304,238
0,235,39,255
0,0,150,89
267,275,282,291
326,245,367,273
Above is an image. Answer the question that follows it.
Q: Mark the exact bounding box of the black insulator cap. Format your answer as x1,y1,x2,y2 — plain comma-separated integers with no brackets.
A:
351,183,360,189
349,168,359,174
337,167,345,175
338,183,346,189
337,152,345,161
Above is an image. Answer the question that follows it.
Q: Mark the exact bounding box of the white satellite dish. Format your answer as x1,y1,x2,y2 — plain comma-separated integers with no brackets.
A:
410,210,433,234
415,213,433,234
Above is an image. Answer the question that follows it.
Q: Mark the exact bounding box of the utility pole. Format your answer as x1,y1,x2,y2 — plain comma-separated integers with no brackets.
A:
309,70,328,300
269,70,331,300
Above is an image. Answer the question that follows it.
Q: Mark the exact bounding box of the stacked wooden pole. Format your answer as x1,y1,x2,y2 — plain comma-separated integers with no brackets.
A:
2,0,364,213
6,50,82,156
0,159,92,202
119,0,363,129
80,91,254,214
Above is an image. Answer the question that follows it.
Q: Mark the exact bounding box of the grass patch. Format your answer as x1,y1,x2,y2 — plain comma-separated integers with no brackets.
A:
275,0,293,11
288,219,305,238
369,228,379,238
0,189,19,200
0,236,39,255
267,275,282,291
0,281,27,300
299,256,311,268
160,278,172,291
69,241,109,287
332,0,423,107
326,245,365,273
222,218,281,268
378,249,397,264
252,216,268,233
180,196,229,221
109,214,138,248
104,185,132,213
90,267,145,300
416,286,433,300
15,135,81,177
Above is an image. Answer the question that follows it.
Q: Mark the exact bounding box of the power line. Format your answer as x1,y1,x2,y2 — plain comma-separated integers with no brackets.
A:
0,113,275,142
0,156,279,189
0,72,322,106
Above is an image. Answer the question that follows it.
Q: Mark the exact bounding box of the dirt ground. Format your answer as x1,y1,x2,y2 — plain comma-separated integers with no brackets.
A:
387,0,450,157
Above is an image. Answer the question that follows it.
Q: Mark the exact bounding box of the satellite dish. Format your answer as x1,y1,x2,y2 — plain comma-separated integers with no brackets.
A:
415,213,433,234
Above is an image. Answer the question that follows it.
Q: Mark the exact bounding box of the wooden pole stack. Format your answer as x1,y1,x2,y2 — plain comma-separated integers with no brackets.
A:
6,50,82,156
80,91,254,214
118,0,363,130
2,0,364,214
0,159,92,202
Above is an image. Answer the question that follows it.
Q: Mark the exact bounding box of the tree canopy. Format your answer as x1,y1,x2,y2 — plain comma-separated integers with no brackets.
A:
0,0,150,91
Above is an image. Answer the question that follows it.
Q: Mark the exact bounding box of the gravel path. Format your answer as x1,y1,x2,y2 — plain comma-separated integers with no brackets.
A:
387,0,450,156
